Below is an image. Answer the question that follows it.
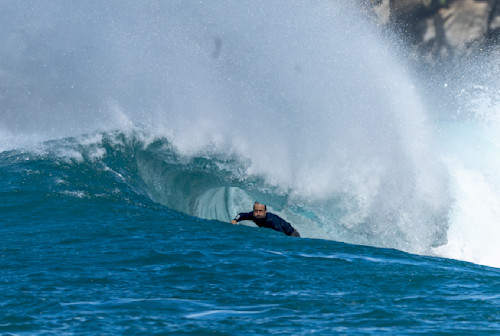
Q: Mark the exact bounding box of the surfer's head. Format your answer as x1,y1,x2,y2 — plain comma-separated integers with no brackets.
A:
253,202,267,219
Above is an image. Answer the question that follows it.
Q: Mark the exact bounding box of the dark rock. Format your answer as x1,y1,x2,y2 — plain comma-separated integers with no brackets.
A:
371,0,500,63
487,0,500,42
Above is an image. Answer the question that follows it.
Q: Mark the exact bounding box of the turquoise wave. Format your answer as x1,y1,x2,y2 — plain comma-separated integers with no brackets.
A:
0,130,450,255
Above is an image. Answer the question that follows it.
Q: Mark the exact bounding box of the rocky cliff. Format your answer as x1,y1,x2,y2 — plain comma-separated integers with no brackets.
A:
371,0,500,63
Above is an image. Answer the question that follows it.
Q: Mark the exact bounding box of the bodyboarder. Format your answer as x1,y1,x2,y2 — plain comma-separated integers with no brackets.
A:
230,202,300,237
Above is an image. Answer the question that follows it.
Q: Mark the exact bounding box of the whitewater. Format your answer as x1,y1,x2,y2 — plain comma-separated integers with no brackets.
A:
1,0,500,334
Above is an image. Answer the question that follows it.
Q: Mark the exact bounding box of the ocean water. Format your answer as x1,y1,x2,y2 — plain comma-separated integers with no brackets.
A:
2,1,500,334
2,136,500,335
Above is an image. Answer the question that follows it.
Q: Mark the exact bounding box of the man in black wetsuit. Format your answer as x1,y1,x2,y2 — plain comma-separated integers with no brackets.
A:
230,202,300,237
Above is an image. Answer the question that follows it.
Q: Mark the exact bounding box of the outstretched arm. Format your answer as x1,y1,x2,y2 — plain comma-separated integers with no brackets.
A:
290,228,300,237
276,215,300,237
230,212,253,225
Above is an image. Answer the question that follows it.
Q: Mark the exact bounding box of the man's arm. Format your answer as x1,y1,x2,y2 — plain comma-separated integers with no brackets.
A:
230,212,253,224
290,229,300,237
278,215,300,237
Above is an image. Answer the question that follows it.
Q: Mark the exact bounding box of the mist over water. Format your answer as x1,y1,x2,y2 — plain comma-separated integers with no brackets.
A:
1,1,499,267
427,47,500,268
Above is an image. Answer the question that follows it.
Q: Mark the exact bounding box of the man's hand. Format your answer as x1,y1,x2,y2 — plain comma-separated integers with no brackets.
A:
230,220,237,224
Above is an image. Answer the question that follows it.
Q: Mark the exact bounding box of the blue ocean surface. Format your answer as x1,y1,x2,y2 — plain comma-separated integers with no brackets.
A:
1,136,499,335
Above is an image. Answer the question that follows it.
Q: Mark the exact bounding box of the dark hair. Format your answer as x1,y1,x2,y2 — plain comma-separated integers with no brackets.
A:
254,202,266,210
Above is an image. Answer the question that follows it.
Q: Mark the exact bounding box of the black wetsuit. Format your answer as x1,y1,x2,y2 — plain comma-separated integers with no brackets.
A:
234,212,300,237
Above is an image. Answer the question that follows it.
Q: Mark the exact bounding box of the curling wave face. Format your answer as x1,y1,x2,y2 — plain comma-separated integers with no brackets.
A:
0,130,451,256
